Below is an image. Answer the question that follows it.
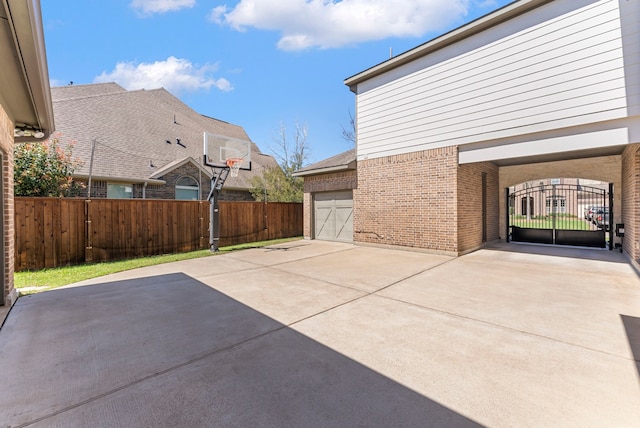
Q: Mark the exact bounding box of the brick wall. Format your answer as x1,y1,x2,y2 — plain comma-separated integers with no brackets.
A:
0,105,15,307
303,170,357,193
622,144,640,260
146,163,210,200
457,162,500,254
355,147,459,254
302,170,357,239
86,180,107,198
303,192,312,238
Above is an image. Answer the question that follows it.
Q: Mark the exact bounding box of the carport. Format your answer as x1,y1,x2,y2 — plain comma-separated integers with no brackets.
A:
495,154,625,252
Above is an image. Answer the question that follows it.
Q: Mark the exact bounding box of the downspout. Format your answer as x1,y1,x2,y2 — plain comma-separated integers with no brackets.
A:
143,181,147,199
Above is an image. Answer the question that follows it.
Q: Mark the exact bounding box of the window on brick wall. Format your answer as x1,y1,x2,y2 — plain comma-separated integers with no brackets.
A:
107,183,133,198
546,197,566,214
175,176,199,200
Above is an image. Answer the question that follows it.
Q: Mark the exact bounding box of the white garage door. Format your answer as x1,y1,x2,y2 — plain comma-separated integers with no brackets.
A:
314,191,353,242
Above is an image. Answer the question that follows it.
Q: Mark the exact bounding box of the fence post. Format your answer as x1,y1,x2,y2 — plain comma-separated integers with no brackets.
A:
199,201,208,249
85,199,93,263
609,182,614,251
505,188,510,243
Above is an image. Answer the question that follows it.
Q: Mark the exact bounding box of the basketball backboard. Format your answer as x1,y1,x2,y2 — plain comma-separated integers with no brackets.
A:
203,132,252,170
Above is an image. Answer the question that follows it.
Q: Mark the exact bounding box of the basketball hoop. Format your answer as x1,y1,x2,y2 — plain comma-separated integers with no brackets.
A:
226,158,244,177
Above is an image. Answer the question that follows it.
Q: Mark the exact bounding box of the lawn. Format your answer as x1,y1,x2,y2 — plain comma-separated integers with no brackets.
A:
15,237,303,295
510,216,594,230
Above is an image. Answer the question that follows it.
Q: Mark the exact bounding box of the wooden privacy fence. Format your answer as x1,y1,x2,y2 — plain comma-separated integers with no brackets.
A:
14,198,303,271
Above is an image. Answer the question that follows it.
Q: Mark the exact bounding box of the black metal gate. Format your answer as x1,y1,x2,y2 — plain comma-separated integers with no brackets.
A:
507,182,613,249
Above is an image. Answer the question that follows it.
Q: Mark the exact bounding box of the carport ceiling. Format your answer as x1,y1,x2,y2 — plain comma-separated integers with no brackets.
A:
487,145,627,167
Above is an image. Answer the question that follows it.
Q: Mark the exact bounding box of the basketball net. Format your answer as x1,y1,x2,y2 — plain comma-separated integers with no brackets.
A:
226,158,244,177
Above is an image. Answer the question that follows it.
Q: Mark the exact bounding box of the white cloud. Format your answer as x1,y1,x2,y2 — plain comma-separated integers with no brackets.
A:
130,0,196,15
211,0,479,50
49,79,67,88
209,5,228,24
93,56,233,94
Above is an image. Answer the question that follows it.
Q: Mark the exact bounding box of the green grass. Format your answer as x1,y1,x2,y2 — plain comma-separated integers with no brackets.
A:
510,217,593,230
15,237,303,295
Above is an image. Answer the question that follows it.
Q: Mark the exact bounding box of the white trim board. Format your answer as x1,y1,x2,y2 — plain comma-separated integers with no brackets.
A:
458,126,629,164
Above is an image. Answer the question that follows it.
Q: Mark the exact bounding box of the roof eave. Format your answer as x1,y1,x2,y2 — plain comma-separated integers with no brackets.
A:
149,157,213,180
344,0,553,92
73,174,166,186
293,161,356,177
2,0,55,142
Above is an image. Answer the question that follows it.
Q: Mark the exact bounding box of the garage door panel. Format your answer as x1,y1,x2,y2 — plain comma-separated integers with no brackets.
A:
315,206,335,240
335,206,353,242
314,191,353,242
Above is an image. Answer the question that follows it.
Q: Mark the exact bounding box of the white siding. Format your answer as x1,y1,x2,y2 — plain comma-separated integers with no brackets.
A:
356,0,633,161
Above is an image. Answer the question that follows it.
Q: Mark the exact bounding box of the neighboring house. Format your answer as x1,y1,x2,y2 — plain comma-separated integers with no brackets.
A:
301,0,640,259
0,0,54,307
51,83,279,201
508,178,610,219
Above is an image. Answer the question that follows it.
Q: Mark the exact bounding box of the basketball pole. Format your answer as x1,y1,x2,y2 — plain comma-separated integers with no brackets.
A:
203,132,251,252
208,187,220,252
207,164,231,252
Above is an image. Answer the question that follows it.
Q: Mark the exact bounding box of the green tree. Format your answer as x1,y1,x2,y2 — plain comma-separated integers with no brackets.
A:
250,122,310,202
250,166,301,202
14,134,83,197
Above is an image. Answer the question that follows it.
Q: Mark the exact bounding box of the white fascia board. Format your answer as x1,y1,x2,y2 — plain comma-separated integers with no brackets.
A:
458,126,631,164
73,174,166,186
293,163,356,177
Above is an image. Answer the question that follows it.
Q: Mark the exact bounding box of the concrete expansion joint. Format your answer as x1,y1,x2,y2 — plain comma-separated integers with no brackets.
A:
285,256,458,329
377,293,637,364
191,246,358,281
226,245,357,270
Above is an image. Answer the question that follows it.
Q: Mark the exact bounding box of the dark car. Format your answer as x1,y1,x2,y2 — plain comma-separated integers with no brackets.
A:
586,205,604,221
593,207,609,230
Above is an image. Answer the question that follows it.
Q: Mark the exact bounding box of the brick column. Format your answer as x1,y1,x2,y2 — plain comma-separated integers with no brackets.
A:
622,144,640,260
457,162,499,253
0,105,16,307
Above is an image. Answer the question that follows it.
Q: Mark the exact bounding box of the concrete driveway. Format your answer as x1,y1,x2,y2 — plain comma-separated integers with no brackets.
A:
1,240,639,427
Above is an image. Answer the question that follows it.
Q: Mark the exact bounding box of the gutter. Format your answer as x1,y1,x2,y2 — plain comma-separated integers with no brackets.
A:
293,162,356,177
4,0,55,141
73,174,166,186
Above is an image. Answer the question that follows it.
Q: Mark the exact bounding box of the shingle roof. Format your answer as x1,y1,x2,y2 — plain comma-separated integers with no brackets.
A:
293,149,356,176
51,83,278,190
51,82,127,101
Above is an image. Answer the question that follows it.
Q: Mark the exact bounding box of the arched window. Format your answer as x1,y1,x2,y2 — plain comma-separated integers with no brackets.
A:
175,176,199,200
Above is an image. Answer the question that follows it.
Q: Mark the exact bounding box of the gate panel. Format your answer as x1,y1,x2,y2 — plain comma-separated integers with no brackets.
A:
508,182,609,248
511,226,553,244
555,229,606,248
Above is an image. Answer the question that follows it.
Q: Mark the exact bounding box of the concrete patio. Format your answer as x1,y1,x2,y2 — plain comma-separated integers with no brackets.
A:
1,240,639,427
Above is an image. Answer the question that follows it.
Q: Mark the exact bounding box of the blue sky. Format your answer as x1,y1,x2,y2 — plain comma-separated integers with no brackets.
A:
41,0,513,164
